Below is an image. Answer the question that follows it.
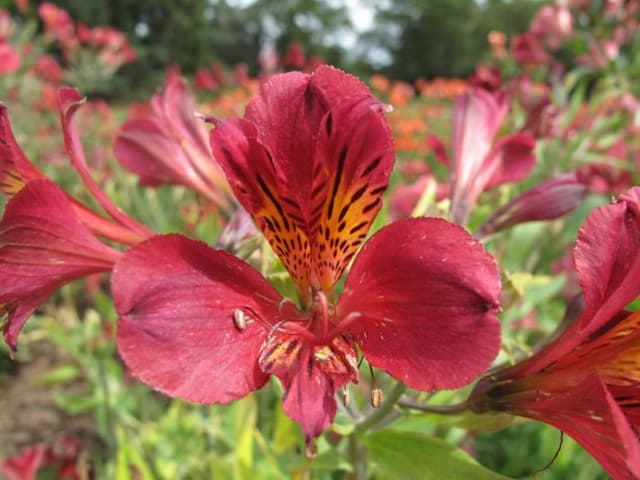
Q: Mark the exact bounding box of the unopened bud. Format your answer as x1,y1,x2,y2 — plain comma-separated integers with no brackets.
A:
371,388,384,408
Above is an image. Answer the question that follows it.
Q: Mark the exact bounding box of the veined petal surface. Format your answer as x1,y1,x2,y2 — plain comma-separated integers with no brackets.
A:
113,234,284,403
210,66,393,295
338,217,501,391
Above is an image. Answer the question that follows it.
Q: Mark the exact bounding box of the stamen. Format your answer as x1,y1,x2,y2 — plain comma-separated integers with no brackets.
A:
306,440,317,459
326,311,363,340
272,319,316,342
368,363,383,408
371,388,384,408
277,297,296,314
342,387,350,407
232,306,271,331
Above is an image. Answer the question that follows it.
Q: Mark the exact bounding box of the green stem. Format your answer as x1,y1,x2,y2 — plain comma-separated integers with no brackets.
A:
354,381,407,434
348,435,367,480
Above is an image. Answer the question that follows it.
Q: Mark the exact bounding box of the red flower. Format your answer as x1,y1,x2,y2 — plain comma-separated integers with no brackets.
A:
33,54,64,84
0,179,122,352
470,187,640,479
467,64,502,92
1,91,152,245
114,71,232,210
1,89,154,352
113,66,502,450
432,88,536,225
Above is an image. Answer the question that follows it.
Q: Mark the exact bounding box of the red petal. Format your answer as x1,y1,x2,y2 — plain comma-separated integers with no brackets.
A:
115,116,197,186
280,347,340,449
517,375,640,479
1,179,119,351
58,87,153,240
338,217,501,391
153,71,212,159
242,65,373,223
211,117,315,293
258,331,358,446
450,88,510,223
211,68,392,294
575,187,640,335
113,234,284,403
477,173,586,236
426,135,449,167
0,444,46,480
484,133,536,190
0,105,45,196
310,95,394,290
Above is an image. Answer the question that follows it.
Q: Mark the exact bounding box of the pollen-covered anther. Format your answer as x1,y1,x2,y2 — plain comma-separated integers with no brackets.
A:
371,388,384,408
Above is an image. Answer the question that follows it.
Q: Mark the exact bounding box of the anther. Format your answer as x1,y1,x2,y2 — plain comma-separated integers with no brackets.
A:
371,388,384,408
368,362,383,407
342,387,350,408
232,308,248,330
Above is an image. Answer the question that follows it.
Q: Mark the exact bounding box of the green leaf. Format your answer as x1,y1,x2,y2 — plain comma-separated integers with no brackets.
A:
234,395,257,479
363,429,514,480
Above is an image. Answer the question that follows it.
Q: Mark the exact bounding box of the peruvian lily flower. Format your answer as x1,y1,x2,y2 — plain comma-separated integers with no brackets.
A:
0,179,122,353
429,87,536,225
1,88,152,353
114,70,233,211
1,95,152,246
113,66,503,451
476,173,588,237
468,187,640,479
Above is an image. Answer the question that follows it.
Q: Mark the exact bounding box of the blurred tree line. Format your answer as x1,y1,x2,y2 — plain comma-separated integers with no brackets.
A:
11,0,542,88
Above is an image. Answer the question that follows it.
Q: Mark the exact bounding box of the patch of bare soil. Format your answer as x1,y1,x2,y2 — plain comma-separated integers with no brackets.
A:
0,341,95,458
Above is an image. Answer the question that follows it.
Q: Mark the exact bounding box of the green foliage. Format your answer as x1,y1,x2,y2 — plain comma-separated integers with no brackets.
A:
363,429,513,480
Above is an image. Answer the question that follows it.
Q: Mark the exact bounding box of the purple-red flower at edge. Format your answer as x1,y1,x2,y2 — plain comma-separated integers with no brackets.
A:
112,66,503,450
1,88,153,353
470,187,640,479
